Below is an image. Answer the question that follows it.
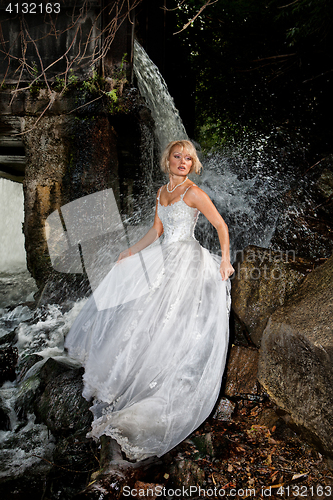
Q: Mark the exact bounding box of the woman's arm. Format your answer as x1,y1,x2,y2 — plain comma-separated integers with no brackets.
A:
185,185,234,281
118,191,164,261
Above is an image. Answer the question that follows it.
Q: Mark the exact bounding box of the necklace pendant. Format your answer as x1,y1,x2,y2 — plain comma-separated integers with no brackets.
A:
167,176,188,193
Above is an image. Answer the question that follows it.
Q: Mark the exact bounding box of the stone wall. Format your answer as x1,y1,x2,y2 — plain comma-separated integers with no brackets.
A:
0,86,155,295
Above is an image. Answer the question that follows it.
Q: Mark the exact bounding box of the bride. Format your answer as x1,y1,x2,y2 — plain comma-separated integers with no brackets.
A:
65,140,234,462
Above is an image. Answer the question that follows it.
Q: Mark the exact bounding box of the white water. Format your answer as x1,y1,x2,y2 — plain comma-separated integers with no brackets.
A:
0,178,38,308
133,40,188,151
0,299,85,479
0,178,26,271
194,143,297,260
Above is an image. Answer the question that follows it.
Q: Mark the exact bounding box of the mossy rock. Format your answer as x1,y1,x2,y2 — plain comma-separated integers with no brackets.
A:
35,368,92,436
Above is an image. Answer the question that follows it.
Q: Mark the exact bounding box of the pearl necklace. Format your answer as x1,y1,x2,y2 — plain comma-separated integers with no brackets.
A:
167,176,188,193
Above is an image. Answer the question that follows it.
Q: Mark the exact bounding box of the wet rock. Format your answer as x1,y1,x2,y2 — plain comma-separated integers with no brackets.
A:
231,245,314,346
16,353,44,382
0,416,55,500
213,397,236,422
35,366,92,436
38,356,73,386
14,356,90,430
270,178,333,261
44,431,99,500
0,460,53,500
35,274,91,308
258,254,333,458
14,375,41,421
52,432,95,470
0,329,17,346
224,345,260,398
0,404,11,431
0,344,18,383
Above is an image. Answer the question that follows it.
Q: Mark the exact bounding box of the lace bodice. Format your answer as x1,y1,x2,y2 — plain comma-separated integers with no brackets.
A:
157,186,200,245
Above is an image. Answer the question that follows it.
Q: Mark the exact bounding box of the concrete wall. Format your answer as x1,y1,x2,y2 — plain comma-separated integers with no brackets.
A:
0,86,155,298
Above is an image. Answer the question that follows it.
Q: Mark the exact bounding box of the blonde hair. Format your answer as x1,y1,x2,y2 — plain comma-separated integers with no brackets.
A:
160,140,203,175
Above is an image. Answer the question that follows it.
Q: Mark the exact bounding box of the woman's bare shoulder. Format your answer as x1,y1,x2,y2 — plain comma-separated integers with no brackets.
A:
184,183,210,207
156,185,166,197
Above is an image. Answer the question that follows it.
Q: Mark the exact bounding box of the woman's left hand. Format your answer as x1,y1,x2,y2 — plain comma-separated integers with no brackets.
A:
220,260,235,281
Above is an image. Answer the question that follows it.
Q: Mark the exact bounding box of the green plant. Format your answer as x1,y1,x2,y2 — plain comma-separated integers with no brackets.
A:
68,69,78,86
81,71,104,95
54,69,79,93
104,53,128,113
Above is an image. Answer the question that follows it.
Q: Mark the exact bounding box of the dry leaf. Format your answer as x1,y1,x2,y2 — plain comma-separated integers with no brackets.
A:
292,473,308,481
270,471,279,482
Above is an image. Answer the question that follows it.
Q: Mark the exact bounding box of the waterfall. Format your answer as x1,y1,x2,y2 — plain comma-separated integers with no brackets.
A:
133,40,188,152
0,178,26,271
133,42,299,259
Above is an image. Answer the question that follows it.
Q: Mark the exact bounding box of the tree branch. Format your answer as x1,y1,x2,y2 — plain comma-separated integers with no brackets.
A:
172,0,219,35
278,0,301,9
0,0,143,135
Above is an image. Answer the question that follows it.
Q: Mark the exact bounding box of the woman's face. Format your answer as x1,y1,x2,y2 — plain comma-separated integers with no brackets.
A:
168,146,192,177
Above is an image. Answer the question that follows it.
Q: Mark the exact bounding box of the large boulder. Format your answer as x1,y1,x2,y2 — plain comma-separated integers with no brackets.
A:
34,361,92,436
258,254,333,458
231,245,314,346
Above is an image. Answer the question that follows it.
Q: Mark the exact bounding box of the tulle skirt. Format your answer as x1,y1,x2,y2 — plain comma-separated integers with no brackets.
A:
65,238,230,461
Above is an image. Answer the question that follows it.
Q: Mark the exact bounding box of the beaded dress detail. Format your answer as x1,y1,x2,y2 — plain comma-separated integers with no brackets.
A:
65,185,230,461
157,187,199,244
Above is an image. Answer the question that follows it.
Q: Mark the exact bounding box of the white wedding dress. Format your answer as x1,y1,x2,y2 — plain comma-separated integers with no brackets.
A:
65,186,231,461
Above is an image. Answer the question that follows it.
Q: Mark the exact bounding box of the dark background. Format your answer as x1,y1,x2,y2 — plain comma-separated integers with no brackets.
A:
135,0,333,159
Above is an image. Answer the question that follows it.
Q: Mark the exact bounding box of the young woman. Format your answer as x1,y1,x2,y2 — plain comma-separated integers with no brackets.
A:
65,140,234,462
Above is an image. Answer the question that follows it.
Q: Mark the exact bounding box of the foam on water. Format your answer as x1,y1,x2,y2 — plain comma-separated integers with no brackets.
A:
0,299,86,477
0,413,55,478
15,300,87,360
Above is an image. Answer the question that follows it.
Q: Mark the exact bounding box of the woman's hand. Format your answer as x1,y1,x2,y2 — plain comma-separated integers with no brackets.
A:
220,260,235,281
117,248,133,262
